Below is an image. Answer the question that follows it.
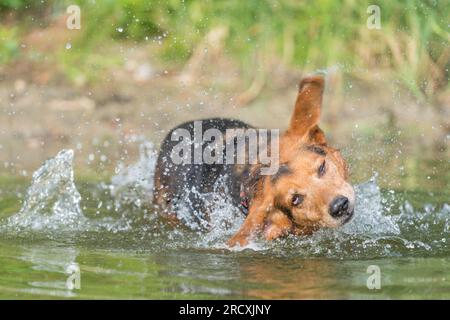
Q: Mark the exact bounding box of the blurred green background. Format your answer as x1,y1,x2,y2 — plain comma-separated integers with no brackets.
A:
0,0,448,189
1,0,449,97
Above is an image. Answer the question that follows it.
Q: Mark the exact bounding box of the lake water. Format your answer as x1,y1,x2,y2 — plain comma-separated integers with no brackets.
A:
0,147,448,299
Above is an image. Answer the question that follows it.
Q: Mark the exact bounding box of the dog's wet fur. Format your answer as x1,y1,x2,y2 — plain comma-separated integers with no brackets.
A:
153,75,355,247
153,118,254,227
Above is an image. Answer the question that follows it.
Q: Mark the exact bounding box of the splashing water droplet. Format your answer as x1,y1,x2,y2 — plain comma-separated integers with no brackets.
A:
4,149,86,231
109,141,157,207
344,175,400,235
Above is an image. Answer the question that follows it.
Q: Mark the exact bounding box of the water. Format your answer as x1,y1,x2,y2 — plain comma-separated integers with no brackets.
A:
0,145,449,299
5,149,86,232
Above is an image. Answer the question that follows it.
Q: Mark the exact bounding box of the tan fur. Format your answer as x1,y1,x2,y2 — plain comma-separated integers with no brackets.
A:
228,75,355,247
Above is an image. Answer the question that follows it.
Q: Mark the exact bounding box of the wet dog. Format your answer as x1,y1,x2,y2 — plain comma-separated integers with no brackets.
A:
153,75,355,247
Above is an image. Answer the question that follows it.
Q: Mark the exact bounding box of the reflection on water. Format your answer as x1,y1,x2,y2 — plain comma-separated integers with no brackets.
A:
0,243,79,298
2,241,450,299
236,256,338,299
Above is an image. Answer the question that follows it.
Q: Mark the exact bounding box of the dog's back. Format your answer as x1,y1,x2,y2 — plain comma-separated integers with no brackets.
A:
153,118,251,228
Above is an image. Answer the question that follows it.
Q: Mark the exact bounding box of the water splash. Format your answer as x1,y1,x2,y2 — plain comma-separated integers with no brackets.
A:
109,141,156,208
190,175,245,246
164,174,402,251
0,146,448,259
343,175,400,235
5,149,86,232
1,146,151,236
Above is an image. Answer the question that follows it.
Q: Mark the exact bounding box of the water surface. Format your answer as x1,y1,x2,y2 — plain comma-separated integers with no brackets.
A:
0,147,448,299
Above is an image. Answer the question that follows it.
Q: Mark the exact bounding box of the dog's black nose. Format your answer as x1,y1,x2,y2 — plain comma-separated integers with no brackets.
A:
329,196,350,218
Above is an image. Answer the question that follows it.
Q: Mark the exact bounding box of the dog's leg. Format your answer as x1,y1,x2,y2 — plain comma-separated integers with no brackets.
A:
227,199,268,247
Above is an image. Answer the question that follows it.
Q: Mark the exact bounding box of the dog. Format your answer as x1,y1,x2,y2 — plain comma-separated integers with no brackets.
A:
153,74,355,247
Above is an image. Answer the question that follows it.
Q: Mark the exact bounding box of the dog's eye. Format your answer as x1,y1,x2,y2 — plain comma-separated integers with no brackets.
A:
292,194,304,207
318,160,326,177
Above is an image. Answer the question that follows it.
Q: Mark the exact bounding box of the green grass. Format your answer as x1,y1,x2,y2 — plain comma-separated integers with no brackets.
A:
0,0,449,99
0,25,20,64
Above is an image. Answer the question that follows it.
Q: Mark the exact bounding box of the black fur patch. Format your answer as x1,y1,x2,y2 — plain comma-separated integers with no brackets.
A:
271,164,292,184
306,145,327,156
274,195,294,220
243,165,265,202
153,118,254,224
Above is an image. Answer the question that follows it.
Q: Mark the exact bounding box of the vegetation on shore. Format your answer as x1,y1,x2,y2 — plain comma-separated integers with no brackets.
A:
0,0,448,102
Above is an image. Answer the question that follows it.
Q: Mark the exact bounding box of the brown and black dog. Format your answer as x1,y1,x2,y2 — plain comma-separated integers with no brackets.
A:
153,74,355,247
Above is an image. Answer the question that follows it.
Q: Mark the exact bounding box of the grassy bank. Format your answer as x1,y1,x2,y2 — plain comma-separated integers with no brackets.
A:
0,0,449,101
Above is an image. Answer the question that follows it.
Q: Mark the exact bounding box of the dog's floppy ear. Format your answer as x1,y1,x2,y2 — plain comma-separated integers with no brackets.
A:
288,75,326,144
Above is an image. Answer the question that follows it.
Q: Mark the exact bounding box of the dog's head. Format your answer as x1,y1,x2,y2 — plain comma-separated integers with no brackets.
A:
229,75,355,246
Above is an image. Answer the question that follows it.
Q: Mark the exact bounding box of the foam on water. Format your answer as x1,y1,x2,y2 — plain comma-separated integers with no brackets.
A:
1,146,448,259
